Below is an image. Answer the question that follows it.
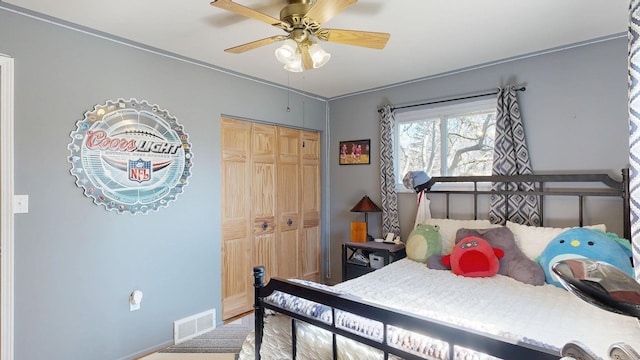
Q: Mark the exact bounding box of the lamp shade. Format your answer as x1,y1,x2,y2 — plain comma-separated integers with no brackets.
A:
309,43,331,69
351,195,382,213
283,53,303,72
275,39,298,65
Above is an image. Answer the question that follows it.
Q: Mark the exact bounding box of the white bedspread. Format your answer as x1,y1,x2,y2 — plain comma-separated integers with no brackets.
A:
240,258,640,359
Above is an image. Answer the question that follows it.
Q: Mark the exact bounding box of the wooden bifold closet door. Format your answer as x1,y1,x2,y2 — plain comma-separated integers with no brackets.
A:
221,117,320,320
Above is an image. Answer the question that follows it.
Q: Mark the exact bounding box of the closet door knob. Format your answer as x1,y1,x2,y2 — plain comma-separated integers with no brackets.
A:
287,219,293,227
262,222,268,230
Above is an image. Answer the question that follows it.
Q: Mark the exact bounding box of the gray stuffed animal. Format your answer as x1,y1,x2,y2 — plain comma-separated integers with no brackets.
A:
428,226,545,286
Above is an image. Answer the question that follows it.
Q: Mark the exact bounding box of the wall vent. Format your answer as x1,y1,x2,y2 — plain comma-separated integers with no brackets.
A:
173,308,216,344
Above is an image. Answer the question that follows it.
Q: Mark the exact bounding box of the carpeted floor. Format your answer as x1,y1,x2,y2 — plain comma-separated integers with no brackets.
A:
141,353,235,360
160,312,254,357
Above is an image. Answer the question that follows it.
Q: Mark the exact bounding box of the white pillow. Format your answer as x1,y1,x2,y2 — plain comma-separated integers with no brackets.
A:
417,219,501,254
505,221,607,261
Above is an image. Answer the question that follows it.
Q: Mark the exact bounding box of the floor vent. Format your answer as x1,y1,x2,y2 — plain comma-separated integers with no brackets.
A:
173,308,216,344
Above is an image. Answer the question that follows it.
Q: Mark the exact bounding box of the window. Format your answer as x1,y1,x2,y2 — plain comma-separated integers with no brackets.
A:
395,98,497,186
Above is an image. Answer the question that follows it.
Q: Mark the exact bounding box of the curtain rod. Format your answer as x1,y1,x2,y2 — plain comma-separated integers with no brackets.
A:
378,86,526,113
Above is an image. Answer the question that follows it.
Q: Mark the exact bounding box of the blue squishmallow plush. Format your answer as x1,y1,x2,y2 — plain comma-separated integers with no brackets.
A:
538,228,633,288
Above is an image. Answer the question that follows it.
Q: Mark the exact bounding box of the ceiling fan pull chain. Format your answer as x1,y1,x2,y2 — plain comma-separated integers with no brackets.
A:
287,71,291,112
302,74,306,148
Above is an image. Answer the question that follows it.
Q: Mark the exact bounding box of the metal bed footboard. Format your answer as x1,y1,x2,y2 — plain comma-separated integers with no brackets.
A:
252,266,559,360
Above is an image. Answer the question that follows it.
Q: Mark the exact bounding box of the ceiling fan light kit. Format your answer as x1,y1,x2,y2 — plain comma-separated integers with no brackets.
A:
210,0,390,72
275,39,331,72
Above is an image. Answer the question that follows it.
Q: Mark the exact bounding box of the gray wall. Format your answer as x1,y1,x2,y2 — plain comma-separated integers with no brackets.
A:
0,8,327,360
326,37,629,284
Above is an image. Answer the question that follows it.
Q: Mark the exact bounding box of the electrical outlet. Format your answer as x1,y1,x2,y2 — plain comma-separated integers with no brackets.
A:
130,290,143,312
130,301,140,312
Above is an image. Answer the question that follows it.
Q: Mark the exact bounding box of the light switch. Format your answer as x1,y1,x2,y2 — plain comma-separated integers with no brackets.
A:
13,195,28,214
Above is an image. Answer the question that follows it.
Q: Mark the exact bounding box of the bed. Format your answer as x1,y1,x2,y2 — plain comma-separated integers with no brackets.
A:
239,169,637,360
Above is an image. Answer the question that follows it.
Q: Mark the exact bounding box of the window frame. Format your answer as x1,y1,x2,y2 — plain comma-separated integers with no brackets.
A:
393,97,497,190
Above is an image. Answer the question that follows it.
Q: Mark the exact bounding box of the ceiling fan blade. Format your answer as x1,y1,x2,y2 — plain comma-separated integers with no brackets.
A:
301,46,314,70
305,0,357,25
225,35,287,54
317,28,390,49
210,0,291,30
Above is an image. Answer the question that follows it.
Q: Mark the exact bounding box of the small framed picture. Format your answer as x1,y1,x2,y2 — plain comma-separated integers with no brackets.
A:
339,139,371,165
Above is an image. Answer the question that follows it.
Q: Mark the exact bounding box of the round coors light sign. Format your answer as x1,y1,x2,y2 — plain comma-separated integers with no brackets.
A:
68,98,193,214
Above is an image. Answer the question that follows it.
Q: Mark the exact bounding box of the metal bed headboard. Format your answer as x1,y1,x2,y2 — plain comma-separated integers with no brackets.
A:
414,168,630,240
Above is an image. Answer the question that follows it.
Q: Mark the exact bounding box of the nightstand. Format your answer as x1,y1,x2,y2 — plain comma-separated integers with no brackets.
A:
342,241,406,281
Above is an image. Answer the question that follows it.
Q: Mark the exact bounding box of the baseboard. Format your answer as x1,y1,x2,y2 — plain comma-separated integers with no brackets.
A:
119,339,174,360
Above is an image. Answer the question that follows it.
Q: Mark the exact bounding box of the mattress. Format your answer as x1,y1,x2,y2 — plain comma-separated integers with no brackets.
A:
240,258,640,359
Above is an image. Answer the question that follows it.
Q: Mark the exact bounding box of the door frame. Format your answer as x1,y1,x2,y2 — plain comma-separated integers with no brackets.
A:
0,54,15,360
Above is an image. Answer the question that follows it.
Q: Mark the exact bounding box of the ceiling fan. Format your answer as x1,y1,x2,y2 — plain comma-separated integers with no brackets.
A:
209,0,390,72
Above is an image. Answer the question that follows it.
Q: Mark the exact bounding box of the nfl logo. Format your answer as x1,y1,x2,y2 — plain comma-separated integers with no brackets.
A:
129,158,151,183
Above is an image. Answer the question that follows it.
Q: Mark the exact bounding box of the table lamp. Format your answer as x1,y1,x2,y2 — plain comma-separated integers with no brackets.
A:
350,195,382,241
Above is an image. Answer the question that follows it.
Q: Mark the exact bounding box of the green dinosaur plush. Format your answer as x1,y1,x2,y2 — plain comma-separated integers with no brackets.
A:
406,224,442,263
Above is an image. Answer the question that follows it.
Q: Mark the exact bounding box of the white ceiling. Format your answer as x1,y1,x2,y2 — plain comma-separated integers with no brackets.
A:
1,0,630,99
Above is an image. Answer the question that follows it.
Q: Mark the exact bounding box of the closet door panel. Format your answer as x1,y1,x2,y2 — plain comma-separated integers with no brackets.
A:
221,237,250,318
221,117,252,319
252,123,276,163
253,233,277,281
251,124,277,281
301,227,320,281
302,133,320,160
222,162,249,239
277,229,299,279
277,161,300,280
251,163,276,226
300,131,321,282
277,127,301,279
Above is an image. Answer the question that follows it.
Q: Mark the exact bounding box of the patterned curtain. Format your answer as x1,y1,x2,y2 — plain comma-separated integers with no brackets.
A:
379,105,401,235
489,86,541,226
629,0,640,276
